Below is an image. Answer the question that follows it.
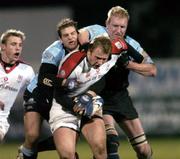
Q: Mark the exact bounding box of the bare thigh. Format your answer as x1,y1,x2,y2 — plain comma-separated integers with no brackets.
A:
82,118,106,154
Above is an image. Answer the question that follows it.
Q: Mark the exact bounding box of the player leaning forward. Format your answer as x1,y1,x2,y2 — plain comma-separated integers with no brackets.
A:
49,35,127,159
0,29,35,141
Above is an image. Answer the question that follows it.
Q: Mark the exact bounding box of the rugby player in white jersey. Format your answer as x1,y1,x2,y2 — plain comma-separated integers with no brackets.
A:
49,35,127,159
0,29,35,142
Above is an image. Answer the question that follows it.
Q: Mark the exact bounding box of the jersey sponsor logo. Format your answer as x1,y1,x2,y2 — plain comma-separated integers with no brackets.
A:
0,83,18,92
0,76,18,92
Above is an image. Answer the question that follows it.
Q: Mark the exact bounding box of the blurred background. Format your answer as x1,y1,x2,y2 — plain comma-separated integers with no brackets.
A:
0,0,180,141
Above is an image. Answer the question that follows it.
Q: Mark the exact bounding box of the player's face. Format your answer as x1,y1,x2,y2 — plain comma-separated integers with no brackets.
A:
1,36,23,64
106,15,128,40
60,26,79,51
87,46,109,69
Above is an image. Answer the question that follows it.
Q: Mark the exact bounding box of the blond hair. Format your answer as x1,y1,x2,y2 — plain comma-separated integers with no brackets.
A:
1,29,25,44
106,6,130,24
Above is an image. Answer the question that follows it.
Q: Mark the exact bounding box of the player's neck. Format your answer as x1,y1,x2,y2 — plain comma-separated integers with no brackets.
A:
0,53,16,65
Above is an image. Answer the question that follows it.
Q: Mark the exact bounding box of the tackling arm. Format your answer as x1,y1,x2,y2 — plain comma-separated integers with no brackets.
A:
126,50,157,77
127,60,157,77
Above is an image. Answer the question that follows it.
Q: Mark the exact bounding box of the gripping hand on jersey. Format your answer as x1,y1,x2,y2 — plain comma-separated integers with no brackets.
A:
73,93,104,118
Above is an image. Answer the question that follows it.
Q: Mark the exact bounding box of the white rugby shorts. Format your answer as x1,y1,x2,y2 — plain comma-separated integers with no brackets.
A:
49,99,81,133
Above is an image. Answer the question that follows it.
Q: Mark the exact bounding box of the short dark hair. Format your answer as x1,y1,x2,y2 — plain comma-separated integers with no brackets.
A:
89,36,112,55
57,18,78,37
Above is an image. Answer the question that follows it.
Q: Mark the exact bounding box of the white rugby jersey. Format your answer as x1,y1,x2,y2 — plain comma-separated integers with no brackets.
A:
0,61,35,118
57,50,121,97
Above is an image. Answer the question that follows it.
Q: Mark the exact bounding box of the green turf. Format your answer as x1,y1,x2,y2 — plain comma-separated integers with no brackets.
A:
0,137,180,159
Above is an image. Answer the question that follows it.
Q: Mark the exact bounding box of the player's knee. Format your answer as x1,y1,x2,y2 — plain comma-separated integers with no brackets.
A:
129,134,153,159
94,141,107,155
26,130,40,144
106,134,120,159
89,137,107,159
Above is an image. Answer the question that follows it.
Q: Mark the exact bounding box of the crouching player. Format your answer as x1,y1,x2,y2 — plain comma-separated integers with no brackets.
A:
49,35,128,159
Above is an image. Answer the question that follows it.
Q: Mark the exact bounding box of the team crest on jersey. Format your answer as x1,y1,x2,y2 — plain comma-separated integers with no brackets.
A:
0,76,8,84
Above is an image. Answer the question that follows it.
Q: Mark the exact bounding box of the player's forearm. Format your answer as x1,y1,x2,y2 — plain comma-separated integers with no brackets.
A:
127,61,157,77
38,63,64,88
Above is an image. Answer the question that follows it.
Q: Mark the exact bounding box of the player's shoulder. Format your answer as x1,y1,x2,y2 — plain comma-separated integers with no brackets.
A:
17,60,34,72
41,40,66,65
125,35,140,46
44,40,64,55
18,60,32,67
46,40,63,50
14,60,35,81
83,24,108,40
58,51,86,78
125,35,143,53
85,24,104,29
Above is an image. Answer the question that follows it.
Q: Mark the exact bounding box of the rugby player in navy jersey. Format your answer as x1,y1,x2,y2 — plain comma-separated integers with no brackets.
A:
17,18,79,159
78,6,157,159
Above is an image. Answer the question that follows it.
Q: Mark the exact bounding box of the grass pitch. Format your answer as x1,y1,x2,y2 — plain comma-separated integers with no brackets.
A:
0,137,180,159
